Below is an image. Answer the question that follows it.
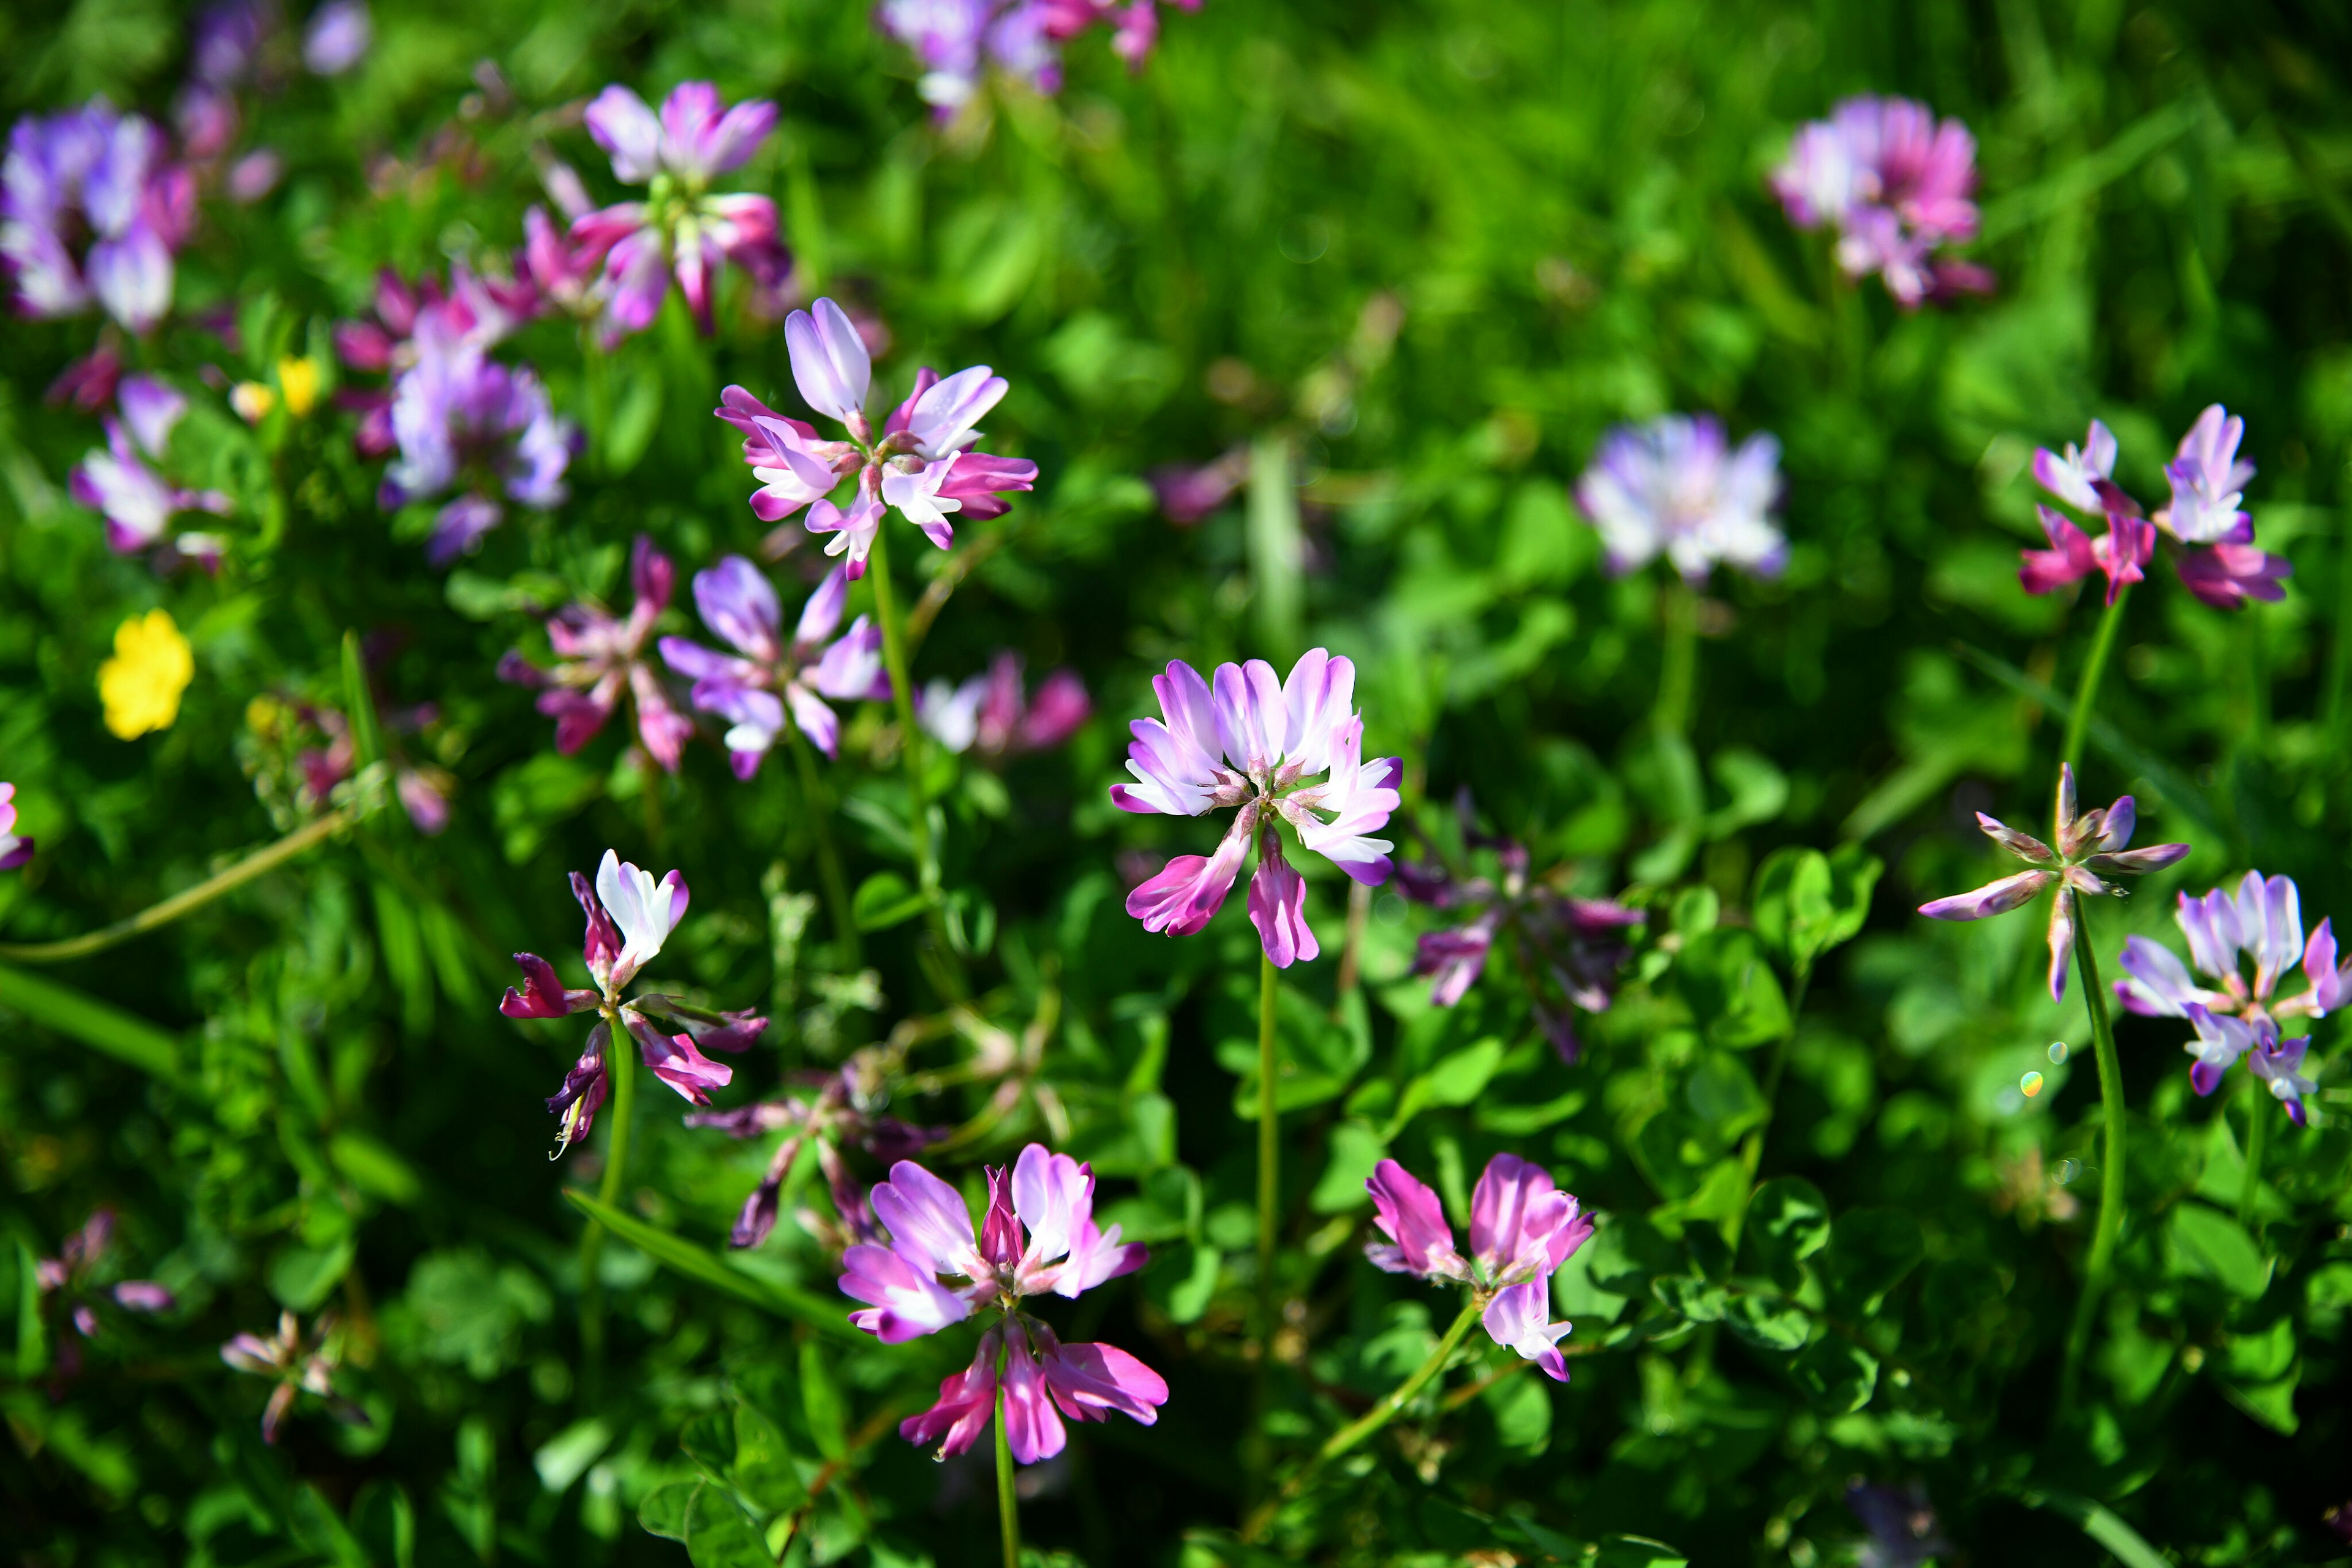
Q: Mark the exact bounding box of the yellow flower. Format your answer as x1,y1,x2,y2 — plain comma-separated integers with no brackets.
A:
277,356,321,417
230,382,277,423
100,610,194,740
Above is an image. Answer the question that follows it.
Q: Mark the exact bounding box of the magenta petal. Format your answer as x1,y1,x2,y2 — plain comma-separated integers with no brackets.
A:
1365,1158,1462,1280
999,1335,1066,1464
1246,853,1317,968
898,1331,1001,1457
1918,869,2053,921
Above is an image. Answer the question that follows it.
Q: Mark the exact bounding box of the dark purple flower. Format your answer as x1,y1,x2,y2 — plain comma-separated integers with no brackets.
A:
4,99,196,332
501,536,693,772
656,557,887,773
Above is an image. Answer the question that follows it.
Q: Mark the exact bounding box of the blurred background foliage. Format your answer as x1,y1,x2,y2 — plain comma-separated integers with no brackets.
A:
4,0,2352,1564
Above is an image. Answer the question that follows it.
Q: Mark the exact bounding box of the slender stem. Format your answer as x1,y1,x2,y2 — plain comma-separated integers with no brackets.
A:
2060,587,2129,772
1240,1299,1482,1543
0,807,356,964
578,1009,638,1390
994,1386,1020,1568
1656,578,1698,737
1257,944,1281,1348
1332,879,1372,1009
2058,907,2127,1420
2323,459,2352,749
1726,962,1813,1255
865,524,962,995
785,725,859,967
2239,1074,2269,1231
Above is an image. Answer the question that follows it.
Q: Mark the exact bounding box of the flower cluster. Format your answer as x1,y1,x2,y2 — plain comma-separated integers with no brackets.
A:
2116,870,2334,1123
918,652,1090,760
498,850,767,1156
70,374,230,571
878,0,1198,117
1575,414,1785,583
3,99,195,332
2021,407,2290,612
333,263,535,459
657,557,888,775
572,81,787,335
1112,648,1400,967
1770,94,1991,307
500,536,695,774
839,1145,1167,1464
221,1310,359,1445
1366,1153,1593,1381
1396,793,1642,1061
1918,764,2188,998
717,296,1037,578
0,782,31,871
35,1210,175,1343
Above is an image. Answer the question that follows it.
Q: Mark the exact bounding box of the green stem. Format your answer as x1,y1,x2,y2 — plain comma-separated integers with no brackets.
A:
2323,459,2352,748
0,807,357,964
785,725,859,967
1257,944,1281,1348
865,522,962,996
2239,1074,2269,1231
1241,1299,1482,1543
1726,962,1812,1255
1656,578,1698,737
994,1385,1020,1568
2060,587,2129,772
578,1009,638,1389
2058,905,2126,1420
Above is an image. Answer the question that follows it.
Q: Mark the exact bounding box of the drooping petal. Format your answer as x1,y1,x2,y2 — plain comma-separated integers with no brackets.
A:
1039,1332,1169,1429
2046,886,2076,1001
897,1328,1001,1456
625,1011,732,1104
1246,850,1317,969
499,952,597,1018
1481,1280,1572,1382
998,1332,1066,1464
1364,1158,1465,1280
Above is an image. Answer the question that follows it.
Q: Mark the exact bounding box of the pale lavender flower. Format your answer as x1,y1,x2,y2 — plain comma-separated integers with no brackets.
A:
1110,649,1400,968
499,849,767,1156
879,0,1194,114
1365,1154,1593,1382
301,0,371,74
1575,414,1784,583
1770,95,1992,307
570,81,785,335
69,375,232,570
499,536,694,773
714,297,1037,574
839,1145,1164,1465
1918,764,2189,1000
655,557,888,773
3,100,196,331
918,652,1089,760
0,782,31,871
221,1311,360,1445
376,307,574,563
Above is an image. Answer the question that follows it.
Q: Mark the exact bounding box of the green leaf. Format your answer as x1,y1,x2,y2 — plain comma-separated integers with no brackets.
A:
1825,1209,1923,1314
1747,1177,1831,1293
1650,1274,1728,1324
561,1192,862,1338
340,629,382,771
329,1130,423,1207
1722,1292,1811,1352
1792,1338,1878,1413
1308,1121,1388,1213
2165,1203,2273,1298
798,1340,846,1462
1593,1536,1689,1568
639,1481,695,1540
268,1238,356,1312
679,1411,736,1481
1484,1368,1552,1455
1474,1087,1586,1136
1673,930,1790,1049
733,1400,809,1515
853,871,929,932
0,963,182,1079
1684,1051,1767,1136
532,1419,611,1493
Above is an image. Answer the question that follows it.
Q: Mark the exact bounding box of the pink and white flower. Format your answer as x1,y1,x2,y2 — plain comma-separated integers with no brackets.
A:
1770,95,1991,308
657,557,889,773
918,652,1090,760
0,782,30,871
499,535,695,773
69,374,231,570
1575,414,1784,584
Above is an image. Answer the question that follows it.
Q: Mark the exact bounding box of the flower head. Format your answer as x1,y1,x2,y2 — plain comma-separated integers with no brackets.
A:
499,849,766,1156
1918,764,2189,999
34,1210,175,1338
919,652,1090,760
3,99,195,331
377,307,575,564
301,0,372,75
1575,414,1784,583
878,0,1194,115
656,557,888,774
716,297,1038,575
1365,1153,1593,1382
1770,96,1991,307
71,375,232,570
500,535,694,772
571,81,786,335
222,1311,360,1444
0,782,31,871
1110,649,1401,967
99,608,194,739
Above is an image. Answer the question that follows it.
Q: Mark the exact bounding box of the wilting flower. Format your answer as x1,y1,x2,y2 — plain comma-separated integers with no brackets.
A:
1918,764,2188,999
2116,870,2337,1123
656,557,887,774
221,1311,361,1444
1770,95,1991,307
1110,649,1401,968
1845,1481,1950,1568
1575,414,1784,583
498,849,767,1156
0,782,31,871
70,374,231,570
840,1145,1166,1464
3,99,196,331
689,1049,946,1250
301,0,372,74
99,608,195,740
1365,1153,1593,1382
377,307,575,564
878,0,1195,116
919,652,1089,760
715,296,1037,577
34,1210,175,1343
1396,791,1641,1061
2019,409,2288,612
570,81,786,335
499,535,694,772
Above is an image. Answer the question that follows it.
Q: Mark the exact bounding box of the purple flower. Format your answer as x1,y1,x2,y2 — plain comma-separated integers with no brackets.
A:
878,0,1194,114
500,535,695,772
1149,447,1247,524
919,652,1090,760
32,1210,175,1332
839,1144,1165,1464
1365,1154,1594,1382
1918,764,2189,1000
222,1311,360,1445
1575,414,1784,583
1398,793,1642,1061
656,557,888,772
70,375,232,570
1770,95,1991,307
376,306,575,564
4,100,196,331
1845,1482,1950,1568
0,782,31,871
570,81,785,335
499,849,766,1156
1109,649,1401,968
715,297,1038,575
301,0,371,75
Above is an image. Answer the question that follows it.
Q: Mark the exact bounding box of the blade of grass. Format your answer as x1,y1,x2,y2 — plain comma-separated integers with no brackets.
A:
560,1190,862,1340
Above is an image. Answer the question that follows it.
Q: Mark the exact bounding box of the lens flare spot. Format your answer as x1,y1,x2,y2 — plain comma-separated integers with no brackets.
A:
2048,1040,2070,1064
2020,1071,2045,1098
